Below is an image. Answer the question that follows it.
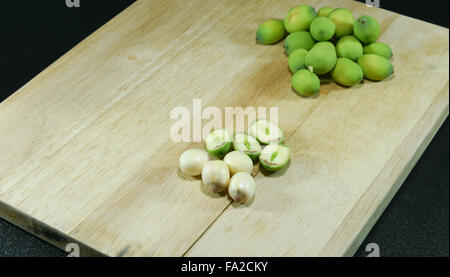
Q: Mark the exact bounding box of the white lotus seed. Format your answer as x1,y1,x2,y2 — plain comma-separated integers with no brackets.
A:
179,149,209,176
228,172,256,204
201,160,230,193
223,151,253,176
250,119,284,145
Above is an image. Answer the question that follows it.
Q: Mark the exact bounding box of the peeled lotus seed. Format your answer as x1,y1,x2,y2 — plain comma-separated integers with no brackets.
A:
201,160,230,193
223,151,254,176
250,119,285,145
228,172,256,204
179,149,209,176
259,144,291,172
205,128,232,158
232,133,262,161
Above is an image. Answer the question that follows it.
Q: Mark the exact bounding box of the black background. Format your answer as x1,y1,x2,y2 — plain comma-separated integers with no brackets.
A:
0,0,448,257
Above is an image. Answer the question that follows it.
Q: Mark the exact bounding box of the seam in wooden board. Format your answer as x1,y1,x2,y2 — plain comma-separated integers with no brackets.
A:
181,202,232,257
183,80,449,257
0,199,107,257
318,82,449,257
182,96,325,256
86,6,297,254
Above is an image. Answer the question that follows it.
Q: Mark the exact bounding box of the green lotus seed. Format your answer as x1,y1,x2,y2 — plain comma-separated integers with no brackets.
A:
363,42,393,59
328,8,355,38
292,69,320,96
305,41,337,75
336,35,363,61
353,15,381,44
284,31,315,55
310,17,336,41
357,54,394,81
283,5,317,33
256,19,286,44
317,6,334,17
288,48,308,73
331,58,364,87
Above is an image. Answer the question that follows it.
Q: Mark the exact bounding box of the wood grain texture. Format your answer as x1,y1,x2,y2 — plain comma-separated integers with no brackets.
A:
0,0,448,256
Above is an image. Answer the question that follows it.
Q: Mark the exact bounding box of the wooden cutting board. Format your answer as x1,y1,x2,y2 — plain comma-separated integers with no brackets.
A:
0,0,448,257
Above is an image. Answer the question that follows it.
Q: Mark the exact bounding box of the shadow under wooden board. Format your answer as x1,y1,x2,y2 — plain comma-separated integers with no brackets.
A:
0,0,448,257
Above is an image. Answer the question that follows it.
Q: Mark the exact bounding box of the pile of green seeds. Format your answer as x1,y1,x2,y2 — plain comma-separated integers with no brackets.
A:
256,5,394,96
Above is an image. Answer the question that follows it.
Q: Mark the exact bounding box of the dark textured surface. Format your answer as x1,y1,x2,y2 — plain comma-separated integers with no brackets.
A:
0,0,448,257
354,119,449,257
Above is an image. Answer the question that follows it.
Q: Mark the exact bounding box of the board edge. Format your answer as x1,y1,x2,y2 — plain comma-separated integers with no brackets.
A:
318,82,449,257
0,200,108,257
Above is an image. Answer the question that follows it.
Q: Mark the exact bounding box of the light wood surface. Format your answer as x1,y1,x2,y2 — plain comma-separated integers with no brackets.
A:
0,0,448,257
